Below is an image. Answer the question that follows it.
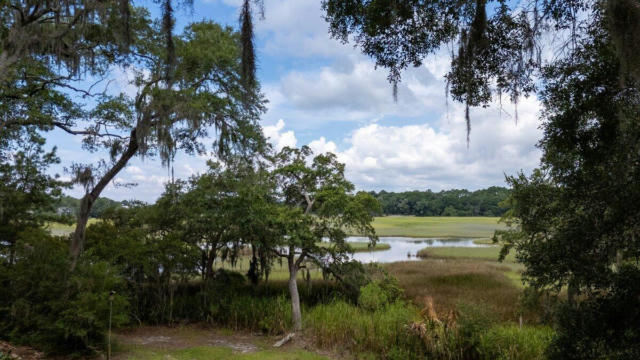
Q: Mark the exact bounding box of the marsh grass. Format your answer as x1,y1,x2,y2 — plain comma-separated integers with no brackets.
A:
472,238,494,245
478,324,554,360
317,241,391,252
368,216,506,238
303,299,552,360
45,219,99,236
417,246,517,263
304,300,423,358
384,260,523,322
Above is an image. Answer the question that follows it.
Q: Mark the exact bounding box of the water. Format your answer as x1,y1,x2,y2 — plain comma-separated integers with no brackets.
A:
347,236,488,263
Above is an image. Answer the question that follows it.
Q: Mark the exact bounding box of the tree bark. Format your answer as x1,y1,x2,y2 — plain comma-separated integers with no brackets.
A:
70,129,138,270
287,255,302,331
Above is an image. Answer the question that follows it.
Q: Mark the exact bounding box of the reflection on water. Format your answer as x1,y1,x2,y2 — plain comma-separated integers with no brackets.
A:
347,236,488,263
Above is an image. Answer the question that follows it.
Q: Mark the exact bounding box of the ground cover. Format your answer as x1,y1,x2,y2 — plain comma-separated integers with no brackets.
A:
113,325,331,360
384,259,524,322
417,246,516,263
367,216,506,238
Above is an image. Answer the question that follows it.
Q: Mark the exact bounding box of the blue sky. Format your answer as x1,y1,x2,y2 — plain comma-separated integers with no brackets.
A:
52,0,543,202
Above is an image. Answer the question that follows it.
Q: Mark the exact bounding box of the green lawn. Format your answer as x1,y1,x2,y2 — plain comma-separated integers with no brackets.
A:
367,216,506,238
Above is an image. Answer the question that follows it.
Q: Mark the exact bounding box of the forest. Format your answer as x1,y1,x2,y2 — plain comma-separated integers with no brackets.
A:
371,187,510,217
54,186,511,220
1,0,640,359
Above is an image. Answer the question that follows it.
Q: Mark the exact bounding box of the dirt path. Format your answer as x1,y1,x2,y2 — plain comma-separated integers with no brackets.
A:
114,325,259,354
112,325,333,359
0,341,45,360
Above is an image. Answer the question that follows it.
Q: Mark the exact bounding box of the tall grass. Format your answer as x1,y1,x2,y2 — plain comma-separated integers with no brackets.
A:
384,260,523,322
304,299,552,360
304,300,424,359
209,294,292,335
478,324,554,360
417,246,517,263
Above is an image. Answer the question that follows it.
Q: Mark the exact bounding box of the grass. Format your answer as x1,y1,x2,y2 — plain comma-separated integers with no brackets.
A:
317,241,391,252
214,256,324,281
478,324,554,360
367,216,506,238
472,238,494,245
45,219,99,236
118,345,329,360
215,242,389,281
417,246,516,263
304,300,420,358
384,260,524,322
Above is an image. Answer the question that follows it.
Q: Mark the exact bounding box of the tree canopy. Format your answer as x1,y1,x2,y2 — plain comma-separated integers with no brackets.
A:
493,9,640,357
371,187,509,216
323,0,640,139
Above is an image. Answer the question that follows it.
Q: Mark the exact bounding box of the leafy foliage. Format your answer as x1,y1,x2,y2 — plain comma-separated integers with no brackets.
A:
0,134,65,264
323,1,640,141
0,230,128,354
546,266,640,360
269,145,380,330
494,11,640,359
371,187,510,216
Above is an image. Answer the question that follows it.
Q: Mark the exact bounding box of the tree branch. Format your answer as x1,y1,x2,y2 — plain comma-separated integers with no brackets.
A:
53,122,126,139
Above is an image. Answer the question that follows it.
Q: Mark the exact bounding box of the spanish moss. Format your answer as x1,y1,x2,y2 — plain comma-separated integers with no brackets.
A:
240,0,256,92
162,0,176,83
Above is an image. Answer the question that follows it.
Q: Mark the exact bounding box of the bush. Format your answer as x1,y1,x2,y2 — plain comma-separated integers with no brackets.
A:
359,282,388,311
357,265,404,311
0,230,128,355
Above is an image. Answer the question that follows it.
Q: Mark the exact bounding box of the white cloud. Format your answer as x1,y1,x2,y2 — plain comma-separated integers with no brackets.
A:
126,166,143,175
265,97,543,192
308,136,337,154
255,0,351,58
262,119,298,150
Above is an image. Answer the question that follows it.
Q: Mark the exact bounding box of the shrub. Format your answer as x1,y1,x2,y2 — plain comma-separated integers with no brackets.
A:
0,230,128,355
359,282,388,311
358,265,404,311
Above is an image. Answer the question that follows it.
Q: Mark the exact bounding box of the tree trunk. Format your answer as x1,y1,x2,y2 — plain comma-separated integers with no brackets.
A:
70,129,138,270
288,256,302,331
567,279,578,307
205,249,216,280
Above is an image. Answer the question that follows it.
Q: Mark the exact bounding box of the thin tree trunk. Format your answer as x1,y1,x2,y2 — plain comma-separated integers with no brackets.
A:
567,279,578,307
205,250,216,280
70,129,138,270
288,255,302,332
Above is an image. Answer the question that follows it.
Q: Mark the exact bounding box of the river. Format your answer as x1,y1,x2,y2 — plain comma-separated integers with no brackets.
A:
347,236,488,263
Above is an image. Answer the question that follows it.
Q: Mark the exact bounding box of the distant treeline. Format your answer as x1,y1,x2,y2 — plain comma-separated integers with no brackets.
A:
55,195,125,218
57,187,510,219
370,187,510,217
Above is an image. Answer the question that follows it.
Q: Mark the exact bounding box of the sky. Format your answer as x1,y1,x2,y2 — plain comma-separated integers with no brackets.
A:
51,0,544,203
